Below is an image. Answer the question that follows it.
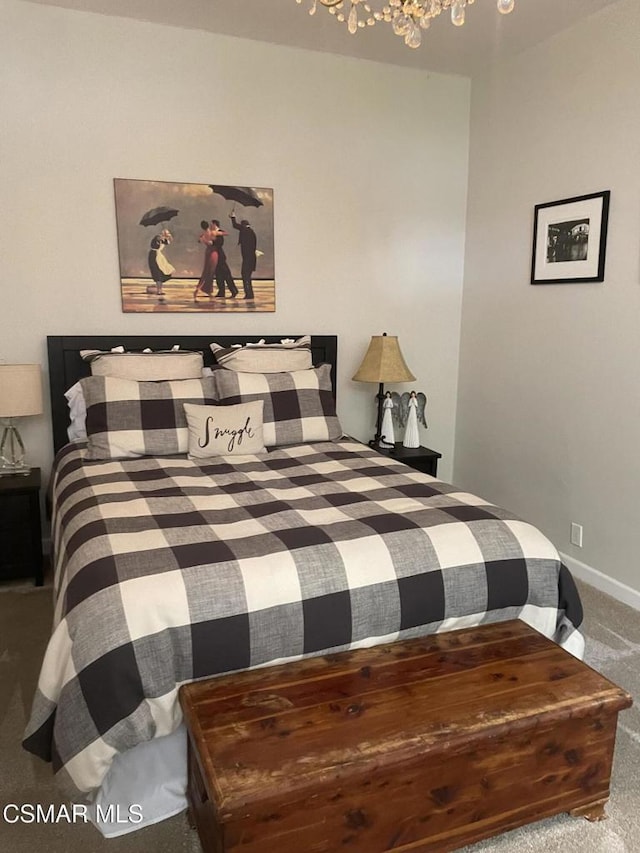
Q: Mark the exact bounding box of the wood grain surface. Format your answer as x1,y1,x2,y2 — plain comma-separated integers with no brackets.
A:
180,619,632,853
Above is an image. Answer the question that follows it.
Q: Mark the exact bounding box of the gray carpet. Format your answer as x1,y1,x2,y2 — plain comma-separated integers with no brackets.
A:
1,578,638,852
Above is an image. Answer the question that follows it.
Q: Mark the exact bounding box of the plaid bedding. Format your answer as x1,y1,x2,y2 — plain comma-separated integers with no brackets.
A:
211,364,342,446
24,439,583,797
82,375,218,459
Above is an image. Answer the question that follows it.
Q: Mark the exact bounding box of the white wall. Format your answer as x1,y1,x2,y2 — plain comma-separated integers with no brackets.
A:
457,0,640,601
0,0,470,484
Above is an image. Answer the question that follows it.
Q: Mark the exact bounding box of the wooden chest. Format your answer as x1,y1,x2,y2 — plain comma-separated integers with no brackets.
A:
179,620,632,853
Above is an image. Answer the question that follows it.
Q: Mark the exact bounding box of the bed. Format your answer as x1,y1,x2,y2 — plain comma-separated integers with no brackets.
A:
24,334,584,838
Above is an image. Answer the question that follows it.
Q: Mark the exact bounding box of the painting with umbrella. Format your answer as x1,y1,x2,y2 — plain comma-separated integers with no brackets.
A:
113,178,274,313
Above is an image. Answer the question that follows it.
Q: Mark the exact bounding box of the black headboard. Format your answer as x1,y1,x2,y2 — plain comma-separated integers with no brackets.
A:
47,335,338,454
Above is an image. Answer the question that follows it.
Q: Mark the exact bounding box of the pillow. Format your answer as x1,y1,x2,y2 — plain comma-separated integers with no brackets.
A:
80,346,125,359
184,401,266,458
211,364,342,447
64,382,87,442
82,350,204,381
81,376,218,460
210,336,312,373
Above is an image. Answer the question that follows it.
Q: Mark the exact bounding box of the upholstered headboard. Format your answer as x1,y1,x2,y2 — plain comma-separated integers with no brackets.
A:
47,335,338,453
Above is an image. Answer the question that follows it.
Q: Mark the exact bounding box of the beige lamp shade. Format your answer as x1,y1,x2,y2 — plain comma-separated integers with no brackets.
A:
352,334,416,384
0,364,44,418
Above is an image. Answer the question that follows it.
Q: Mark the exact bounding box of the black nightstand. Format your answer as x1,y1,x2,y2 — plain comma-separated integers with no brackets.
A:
0,468,44,586
376,443,441,477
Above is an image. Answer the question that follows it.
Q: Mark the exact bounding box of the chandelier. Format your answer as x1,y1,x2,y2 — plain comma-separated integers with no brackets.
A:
296,0,516,49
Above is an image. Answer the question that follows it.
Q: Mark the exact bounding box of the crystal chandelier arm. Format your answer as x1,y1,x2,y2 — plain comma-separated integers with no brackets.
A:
319,0,344,6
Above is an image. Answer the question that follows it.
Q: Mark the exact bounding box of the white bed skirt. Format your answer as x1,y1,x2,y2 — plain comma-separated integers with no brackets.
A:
89,725,188,838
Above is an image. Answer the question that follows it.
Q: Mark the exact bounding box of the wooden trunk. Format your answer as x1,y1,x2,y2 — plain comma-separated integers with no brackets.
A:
179,620,632,853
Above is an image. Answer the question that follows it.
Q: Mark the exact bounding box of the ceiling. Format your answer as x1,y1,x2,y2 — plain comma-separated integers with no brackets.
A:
25,0,621,76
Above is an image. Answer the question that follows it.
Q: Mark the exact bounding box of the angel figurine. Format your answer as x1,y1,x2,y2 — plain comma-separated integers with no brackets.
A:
403,391,422,448
379,392,395,448
389,390,428,449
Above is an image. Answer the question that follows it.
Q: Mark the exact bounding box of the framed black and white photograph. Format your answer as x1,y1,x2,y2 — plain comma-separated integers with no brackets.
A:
530,190,610,285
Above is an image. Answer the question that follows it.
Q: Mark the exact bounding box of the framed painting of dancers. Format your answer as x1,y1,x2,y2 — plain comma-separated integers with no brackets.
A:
113,178,275,312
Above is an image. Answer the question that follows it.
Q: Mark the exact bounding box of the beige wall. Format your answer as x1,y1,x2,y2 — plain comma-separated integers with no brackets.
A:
0,0,471,484
457,0,640,603
2,0,638,606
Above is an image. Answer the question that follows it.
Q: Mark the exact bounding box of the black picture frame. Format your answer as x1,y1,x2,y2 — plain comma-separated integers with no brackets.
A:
531,190,610,285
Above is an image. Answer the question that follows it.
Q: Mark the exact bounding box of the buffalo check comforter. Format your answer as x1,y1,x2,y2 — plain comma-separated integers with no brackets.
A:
24,439,584,797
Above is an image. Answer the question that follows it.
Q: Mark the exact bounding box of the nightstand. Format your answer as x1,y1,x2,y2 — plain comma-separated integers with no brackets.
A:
0,468,44,586
376,443,441,477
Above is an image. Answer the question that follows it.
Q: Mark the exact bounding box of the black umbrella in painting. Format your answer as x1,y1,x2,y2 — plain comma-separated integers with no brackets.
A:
208,186,263,209
139,206,179,227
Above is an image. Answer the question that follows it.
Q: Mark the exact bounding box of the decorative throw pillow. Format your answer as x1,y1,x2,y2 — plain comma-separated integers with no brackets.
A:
81,376,218,459
210,336,312,373
211,364,342,447
183,401,266,458
83,350,204,381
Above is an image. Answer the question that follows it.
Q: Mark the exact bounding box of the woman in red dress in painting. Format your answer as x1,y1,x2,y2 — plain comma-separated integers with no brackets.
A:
193,221,228,300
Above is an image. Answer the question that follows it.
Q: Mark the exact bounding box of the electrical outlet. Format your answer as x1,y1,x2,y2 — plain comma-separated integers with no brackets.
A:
570,523,583,548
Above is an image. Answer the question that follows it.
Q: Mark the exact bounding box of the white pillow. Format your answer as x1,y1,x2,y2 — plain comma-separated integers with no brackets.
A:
184,401,266,458
65,382,87,442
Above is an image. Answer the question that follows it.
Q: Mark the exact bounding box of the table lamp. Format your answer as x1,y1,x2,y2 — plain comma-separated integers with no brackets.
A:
0,364,43,475
352,333,415,448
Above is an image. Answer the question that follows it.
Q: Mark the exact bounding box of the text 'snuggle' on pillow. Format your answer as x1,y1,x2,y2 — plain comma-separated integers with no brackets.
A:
183,401,266,458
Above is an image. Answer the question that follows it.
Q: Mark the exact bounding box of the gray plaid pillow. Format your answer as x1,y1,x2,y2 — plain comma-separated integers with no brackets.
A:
81,376,218,459
211,364,342,447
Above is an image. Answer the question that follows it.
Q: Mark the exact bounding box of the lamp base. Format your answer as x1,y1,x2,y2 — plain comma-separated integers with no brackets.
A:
366,382,390,451
369,438,395,451
0,465,31,477
0,422,31,475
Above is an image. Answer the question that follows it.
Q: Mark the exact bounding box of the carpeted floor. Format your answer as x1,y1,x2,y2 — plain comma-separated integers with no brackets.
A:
1,578,638,853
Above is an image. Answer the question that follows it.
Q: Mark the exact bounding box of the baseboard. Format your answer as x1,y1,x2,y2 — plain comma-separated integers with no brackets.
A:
560,552,640,612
